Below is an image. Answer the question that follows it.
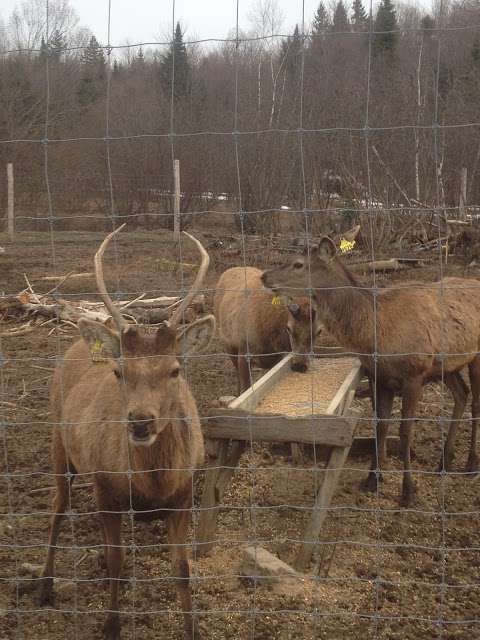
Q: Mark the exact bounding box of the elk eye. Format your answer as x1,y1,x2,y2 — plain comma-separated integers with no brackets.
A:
293,261,303,269
113,368,122,380
286,326,292,334
171,367,180,378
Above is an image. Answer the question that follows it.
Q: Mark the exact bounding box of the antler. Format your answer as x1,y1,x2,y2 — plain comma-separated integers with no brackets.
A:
169,232,210,329
94,223,129,332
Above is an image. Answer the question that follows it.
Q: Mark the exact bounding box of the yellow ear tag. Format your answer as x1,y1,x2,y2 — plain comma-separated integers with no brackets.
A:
340,238,356,254
91,338,107,363
271,295,284,306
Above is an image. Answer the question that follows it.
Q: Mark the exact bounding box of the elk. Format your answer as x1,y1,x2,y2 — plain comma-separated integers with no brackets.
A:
262,236,480,506
214,266,322,395
38,227,214,639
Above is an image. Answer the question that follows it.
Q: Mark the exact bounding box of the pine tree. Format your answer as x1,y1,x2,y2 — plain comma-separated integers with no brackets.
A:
472,35,480,67
78,35,106,106
38,30,65,62
312,2,330,33
332,1,350,32
373,0,397,54
281,24,302,84
160,22,190,100
49,29,66,60
39,36,48,62
80,35,106,68
351,0,368,31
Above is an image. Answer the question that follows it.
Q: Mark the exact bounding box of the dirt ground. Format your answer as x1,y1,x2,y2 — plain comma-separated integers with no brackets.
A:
0,226,479,639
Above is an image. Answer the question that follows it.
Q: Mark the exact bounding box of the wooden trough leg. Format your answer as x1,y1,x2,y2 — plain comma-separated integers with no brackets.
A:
294,444,351,573
196,440,246,556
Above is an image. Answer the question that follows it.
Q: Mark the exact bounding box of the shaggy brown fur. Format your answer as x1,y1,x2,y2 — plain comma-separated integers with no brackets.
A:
214,266,321,393
39,229,213,640
262,237,480,506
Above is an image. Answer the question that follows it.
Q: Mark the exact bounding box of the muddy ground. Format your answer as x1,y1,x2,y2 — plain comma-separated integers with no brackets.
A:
0,226,479,639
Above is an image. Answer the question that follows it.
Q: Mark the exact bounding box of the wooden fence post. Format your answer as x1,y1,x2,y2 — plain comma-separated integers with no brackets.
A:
173,159,180,241
459,166,467,221
7,163,14,240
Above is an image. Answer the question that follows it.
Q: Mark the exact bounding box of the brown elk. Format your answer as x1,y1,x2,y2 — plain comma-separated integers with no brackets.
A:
214,266,322,394
38,227,214,639
262,236,480,506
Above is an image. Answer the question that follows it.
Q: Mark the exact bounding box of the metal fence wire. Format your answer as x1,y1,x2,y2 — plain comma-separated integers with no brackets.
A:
1,0,480,638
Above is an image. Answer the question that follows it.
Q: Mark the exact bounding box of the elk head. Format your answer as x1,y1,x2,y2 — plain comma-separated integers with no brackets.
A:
78,225,214,447
286,301,322,373
262,236,352,297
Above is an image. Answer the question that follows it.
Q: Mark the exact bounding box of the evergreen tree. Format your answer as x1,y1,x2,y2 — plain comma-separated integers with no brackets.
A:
160,22,190,100
312,2,330,33
38,30,65,62
78,35,106,106
281,24,302,84
49,29,66,60
332,1,350,32
80,35,106,68
373,0,397,54
472,35,480,67
351,0,368,31
39,36,48,62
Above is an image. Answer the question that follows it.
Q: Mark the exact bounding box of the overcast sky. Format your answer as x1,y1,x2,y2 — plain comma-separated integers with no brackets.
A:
0,0,325,46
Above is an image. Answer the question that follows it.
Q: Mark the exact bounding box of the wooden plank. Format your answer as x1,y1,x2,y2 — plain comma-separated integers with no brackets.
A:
326,360,362,415
350,435,400,457
7,162,14,240
295,444,352,572
203,409,356,447
173,158,180,241
229,354,293,412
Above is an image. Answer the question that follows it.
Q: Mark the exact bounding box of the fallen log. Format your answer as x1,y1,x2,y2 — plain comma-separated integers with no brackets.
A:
0,293,205,326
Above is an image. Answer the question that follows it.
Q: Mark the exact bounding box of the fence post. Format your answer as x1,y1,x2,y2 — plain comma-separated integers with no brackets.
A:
7,163,14,240
173,159,180,241
459,166,467,221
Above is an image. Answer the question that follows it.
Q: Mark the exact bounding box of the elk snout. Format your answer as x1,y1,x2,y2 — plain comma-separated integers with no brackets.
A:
127,412,156,444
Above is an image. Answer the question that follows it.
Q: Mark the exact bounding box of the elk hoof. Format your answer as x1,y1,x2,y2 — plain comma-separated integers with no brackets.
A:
38,577,54,607
103,613,121,639
362,471,383,492
466,453,479,475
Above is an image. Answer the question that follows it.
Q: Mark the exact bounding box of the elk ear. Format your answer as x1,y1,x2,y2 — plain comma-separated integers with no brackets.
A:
287,302,301,319
78,318,121,361
176,315,215,355
318,236,337,259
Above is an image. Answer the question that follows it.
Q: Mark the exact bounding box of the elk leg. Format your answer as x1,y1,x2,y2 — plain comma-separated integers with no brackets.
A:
227,346,241,395
399,379,423,507
237,354,252,393
100,510,124,640
166,501,201,640
38,435,72,604
439,371,468,472
467,357,480,472
364,382,394,492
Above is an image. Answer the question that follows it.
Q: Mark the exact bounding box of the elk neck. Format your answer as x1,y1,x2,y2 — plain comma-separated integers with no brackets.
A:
128,408,194,501
312,264,376,355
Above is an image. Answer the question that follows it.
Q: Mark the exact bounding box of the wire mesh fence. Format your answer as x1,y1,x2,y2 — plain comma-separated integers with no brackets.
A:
1,0,480,638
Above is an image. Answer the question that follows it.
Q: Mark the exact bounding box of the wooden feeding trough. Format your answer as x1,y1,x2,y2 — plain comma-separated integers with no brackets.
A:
197,353,362,572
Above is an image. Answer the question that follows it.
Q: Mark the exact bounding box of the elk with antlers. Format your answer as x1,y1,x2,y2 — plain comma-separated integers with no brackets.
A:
262,237,480,506
214,266,321,395
38,226,214,639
